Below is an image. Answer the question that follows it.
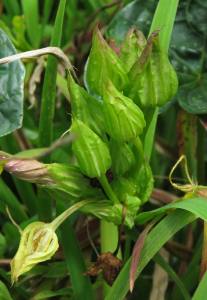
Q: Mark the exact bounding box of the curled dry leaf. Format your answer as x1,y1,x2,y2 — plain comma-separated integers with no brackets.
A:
82,252,123,287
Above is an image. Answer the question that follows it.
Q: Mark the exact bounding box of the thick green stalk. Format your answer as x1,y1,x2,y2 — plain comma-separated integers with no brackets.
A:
143,0,179,160
97,174,119,204
56,201,94,300
37,0,66,222
52,199,96,230
101,220,122,297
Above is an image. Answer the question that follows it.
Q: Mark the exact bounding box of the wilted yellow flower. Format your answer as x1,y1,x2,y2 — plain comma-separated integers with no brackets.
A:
11,222,58,285
10,198,97,285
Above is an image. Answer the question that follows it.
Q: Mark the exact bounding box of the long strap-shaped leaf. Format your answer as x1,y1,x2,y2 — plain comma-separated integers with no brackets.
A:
105,209,195,300
56,201,94,300
37,0,66,222
124,226,191,300
192,269,207,300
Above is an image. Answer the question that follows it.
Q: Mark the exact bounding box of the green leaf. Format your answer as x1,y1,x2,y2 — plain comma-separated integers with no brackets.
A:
12,16,33,51
107,0,158,46
0,233,7,256
136,197,207,225
34,287,73,300
192,269,207,300
0,29,25,137
20,0,41,48
105,209,195,300
56,201,94,300
44,262,67,278
0,281,14,300
86,25,129,97
177,84,207,114
71,119,111,178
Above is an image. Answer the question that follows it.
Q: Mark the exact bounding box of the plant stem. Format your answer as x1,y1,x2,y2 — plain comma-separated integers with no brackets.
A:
101,220,122,297
51,198,97,231
97,173,119,204
37,0,66,222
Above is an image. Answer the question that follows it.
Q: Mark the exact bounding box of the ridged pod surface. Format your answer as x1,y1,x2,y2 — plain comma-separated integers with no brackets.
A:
103,79,145,143
127,29,178,108
86,24,129,97
110,139,135,176
71,119,111,178
119,27,147,72
68,73,105,137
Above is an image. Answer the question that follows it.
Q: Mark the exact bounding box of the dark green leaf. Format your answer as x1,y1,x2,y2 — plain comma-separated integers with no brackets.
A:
192,268,207,300
106,0,158,46
0,281,13,300
136,197,207,225
34,287,73,300
0,29,25,137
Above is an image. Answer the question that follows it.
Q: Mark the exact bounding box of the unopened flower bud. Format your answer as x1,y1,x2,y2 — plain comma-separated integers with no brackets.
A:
86,24,129,97
119,27,147,72
67,72,105,138
103,79,145,143
70,118,111,178
127,29,178,108
1,151,94,203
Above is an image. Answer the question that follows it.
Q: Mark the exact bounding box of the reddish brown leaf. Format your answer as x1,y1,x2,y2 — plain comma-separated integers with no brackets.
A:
82,252,123,287
130,214,163,292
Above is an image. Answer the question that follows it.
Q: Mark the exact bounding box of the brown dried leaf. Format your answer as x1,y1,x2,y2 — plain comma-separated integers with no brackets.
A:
82,252,123,286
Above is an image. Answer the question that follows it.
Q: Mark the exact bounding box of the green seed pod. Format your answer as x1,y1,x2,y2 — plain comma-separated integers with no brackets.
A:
119,27,147,72
103,79,146,143
110,139,135,176
45,163,94,202
86,24,129,97
67,73,105,137
71,119,111,178
11,222,58,285
127,29,178,108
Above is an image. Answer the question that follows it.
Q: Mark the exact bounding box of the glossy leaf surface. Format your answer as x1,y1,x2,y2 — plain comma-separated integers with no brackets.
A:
0,29,25,137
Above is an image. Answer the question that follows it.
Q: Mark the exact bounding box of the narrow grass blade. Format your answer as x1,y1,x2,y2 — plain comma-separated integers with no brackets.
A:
0,134,37,216
38,0,66,222
56,201,94,300
105,209,195,300
20,0,41,48
136,197,207,225
192,269,207,300
0,177,28,223
124,226,191,300
130,214,164,292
